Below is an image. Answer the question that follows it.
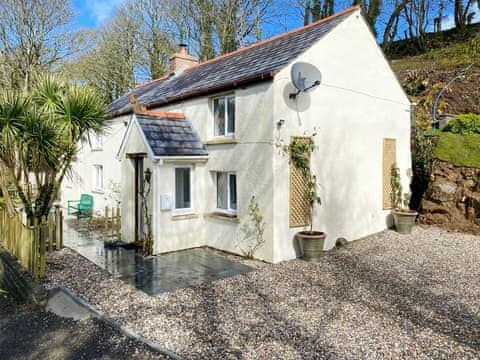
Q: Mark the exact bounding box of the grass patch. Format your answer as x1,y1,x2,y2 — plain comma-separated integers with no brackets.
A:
433,132,480,168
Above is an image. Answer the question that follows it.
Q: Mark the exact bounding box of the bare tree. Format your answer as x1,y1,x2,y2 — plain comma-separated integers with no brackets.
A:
352,0,383,35
65,7,141,103
132,0,176,79
454,0,480,30
382,0,411,49
172,0,272,60
0,0,77,90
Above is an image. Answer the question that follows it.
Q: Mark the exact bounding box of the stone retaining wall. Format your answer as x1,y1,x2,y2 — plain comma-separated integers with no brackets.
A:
421,159,480,233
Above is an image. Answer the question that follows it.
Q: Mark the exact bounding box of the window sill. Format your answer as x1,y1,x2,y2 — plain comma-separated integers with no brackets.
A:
205,138,238,145
91,189,105,194
171,213,198,221
205,212,239,223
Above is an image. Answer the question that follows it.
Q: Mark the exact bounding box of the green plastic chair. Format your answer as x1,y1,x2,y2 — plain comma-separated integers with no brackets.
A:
68,194,94,219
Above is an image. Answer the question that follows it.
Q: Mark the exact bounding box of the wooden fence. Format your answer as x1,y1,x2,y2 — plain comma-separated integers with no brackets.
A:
0,206,63,280
104,206,121,240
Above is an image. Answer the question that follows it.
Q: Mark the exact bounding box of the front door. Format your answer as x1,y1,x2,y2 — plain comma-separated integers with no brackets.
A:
134,157,144,243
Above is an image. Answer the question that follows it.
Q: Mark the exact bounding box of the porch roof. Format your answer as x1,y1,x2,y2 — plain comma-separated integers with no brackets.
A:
136,114,208,157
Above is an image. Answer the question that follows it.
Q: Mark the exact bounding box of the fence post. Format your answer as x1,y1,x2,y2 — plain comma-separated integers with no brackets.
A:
55,205,63,249
104,206,109,235
39,216,47,278
116,206,121,240
32,217,39,280
111,207,115,237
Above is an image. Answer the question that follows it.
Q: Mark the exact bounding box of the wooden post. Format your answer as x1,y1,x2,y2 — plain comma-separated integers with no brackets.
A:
116,206,121,240
32,217,39,280
55,205,62,250
39,216,47,278
111,207,115,237
104,206,109,235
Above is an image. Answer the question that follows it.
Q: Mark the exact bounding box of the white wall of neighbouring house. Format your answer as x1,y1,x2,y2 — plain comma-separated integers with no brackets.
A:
61,116,130,215
119,81,276,262
272,10,412,262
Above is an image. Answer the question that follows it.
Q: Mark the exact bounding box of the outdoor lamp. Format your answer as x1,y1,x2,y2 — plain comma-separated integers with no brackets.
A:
144,168,152,184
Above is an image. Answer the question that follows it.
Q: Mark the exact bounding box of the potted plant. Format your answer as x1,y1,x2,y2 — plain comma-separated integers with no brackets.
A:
390,164,418,234
285,135,325,262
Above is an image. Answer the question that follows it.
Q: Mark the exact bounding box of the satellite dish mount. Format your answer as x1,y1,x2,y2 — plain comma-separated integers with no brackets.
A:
289,62,322,99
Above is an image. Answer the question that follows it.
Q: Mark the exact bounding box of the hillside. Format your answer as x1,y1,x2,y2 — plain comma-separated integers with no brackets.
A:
389,27,480,129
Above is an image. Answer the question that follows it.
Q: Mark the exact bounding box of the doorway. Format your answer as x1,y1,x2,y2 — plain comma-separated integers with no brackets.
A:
134,156,144,243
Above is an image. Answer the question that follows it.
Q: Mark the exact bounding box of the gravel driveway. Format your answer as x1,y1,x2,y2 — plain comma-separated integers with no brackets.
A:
44,226,480,359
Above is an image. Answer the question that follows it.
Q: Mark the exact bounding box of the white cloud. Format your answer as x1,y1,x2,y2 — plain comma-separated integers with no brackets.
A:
84,0,124,25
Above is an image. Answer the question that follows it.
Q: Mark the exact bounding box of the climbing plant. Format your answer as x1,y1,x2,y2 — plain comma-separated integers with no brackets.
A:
239,196,266,259
283,132,321,232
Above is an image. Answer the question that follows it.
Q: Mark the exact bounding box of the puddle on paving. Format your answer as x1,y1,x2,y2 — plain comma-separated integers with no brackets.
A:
64,225,253,295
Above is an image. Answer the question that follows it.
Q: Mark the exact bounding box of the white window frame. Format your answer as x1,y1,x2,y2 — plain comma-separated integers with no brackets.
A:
173,165,194,215
215,171,237,215
212,94,235,138
92,131,103,150
93,164,103,190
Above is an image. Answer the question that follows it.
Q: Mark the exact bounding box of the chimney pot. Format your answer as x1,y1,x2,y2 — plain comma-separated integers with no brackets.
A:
169,43,198,73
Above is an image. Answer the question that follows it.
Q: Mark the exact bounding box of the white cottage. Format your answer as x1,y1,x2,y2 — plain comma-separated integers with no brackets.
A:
112,6,412,263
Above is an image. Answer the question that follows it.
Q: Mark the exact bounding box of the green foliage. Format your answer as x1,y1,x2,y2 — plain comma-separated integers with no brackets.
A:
434,132,480,168
410,134,436,210
391,164,412,210
0,197,5,209
239,196,266,259
410,135,435,210
390,164,403,209
0,74,108,220
283,133,321,231
443,113,480,134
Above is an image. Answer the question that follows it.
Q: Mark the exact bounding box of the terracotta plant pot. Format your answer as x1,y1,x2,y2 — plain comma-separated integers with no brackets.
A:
392,209,418,234
296,231,326,262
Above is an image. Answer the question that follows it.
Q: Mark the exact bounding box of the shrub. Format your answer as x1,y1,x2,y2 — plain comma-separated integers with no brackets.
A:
444,113,480,134
410,134,436,211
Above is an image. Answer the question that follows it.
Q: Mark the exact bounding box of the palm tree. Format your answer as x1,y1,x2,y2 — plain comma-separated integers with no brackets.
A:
0,74,108,221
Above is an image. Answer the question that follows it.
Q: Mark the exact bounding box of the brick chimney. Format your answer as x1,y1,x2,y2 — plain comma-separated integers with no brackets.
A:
169,44,198,73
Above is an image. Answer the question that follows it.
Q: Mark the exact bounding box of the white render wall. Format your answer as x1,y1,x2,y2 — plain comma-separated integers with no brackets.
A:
272,11,412,262
61,116,130,214
119,10,412,263
120,82,276,262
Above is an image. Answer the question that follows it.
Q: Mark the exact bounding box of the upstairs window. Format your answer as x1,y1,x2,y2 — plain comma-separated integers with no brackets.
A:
213,95,235,137
92,132,103,150
216,172,237,215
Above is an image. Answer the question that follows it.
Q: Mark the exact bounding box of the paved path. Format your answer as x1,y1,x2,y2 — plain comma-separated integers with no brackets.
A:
64,224,253,295
0,297,166,360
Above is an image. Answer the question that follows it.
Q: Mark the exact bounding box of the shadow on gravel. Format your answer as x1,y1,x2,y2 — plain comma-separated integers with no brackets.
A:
324,251,480,351
0,306,162,360
182,248,479,357
185,275,335,358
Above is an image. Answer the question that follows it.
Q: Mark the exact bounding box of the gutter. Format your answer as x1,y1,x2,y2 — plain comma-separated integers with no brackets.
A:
109,71,275,118
153,155,209,162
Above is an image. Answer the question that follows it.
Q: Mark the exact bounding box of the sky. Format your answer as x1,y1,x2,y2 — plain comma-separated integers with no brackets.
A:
71,0,480,39
72,0,124,28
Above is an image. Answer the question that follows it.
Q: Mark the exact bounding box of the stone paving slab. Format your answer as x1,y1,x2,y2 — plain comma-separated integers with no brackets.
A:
64,224,253,295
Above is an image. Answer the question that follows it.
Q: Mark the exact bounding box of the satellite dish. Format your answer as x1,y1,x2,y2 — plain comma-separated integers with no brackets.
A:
290,62,322,99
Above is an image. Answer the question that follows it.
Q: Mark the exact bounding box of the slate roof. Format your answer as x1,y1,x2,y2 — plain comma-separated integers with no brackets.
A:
136,114,208,157
109,7,358,117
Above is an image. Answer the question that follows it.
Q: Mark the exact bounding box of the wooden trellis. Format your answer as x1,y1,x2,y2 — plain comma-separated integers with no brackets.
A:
289,137,312,228
383,138,397,209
